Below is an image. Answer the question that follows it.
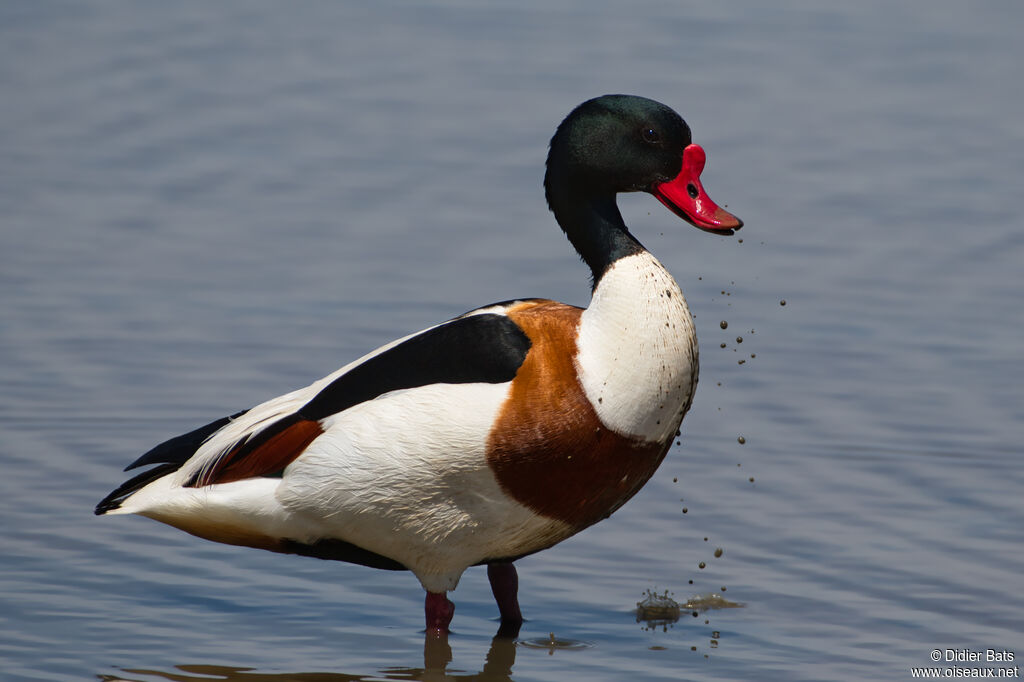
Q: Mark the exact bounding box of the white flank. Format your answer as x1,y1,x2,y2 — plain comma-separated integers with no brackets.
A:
575,251,698,443
280,381,572,593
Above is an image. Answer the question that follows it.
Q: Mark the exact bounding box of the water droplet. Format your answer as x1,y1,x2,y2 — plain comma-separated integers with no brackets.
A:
698,561,706,569
779,299,786,306
737,436,746,444
719,320,728,329
735,336,743,343
714,547,723,558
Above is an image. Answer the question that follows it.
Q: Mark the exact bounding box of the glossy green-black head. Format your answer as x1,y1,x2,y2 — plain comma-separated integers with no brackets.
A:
545,94,742,234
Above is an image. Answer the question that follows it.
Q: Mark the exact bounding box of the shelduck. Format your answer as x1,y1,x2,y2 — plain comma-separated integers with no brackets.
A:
96,94,742,635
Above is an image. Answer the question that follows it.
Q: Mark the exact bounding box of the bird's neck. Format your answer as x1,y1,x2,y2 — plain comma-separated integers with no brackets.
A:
546,179,645,287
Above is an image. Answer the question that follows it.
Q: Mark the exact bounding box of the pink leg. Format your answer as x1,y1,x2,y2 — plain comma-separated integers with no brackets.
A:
487,562,523,626
425,591,455,634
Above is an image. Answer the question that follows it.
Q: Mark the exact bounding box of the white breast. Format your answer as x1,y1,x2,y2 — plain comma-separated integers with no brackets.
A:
575,251,698,443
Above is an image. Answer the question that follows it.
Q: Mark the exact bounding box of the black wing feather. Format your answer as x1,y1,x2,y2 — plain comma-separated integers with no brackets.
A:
299,312,531,420
125,410,249,471
94,411,248,514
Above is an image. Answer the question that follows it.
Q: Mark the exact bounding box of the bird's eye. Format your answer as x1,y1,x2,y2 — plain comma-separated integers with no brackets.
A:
642,127,661,144
687,183,699,199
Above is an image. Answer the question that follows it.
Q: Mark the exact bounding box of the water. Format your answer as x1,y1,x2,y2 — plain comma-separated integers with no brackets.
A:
2,2,1022,680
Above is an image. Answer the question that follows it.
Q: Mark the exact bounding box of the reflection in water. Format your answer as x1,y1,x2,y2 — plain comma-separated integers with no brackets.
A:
100,630,521,682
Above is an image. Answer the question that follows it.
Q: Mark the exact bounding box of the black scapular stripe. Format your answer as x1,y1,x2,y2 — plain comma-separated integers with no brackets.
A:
298,312,531,420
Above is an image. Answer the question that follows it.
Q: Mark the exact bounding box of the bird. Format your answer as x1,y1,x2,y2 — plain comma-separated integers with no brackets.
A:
96,94,742,635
